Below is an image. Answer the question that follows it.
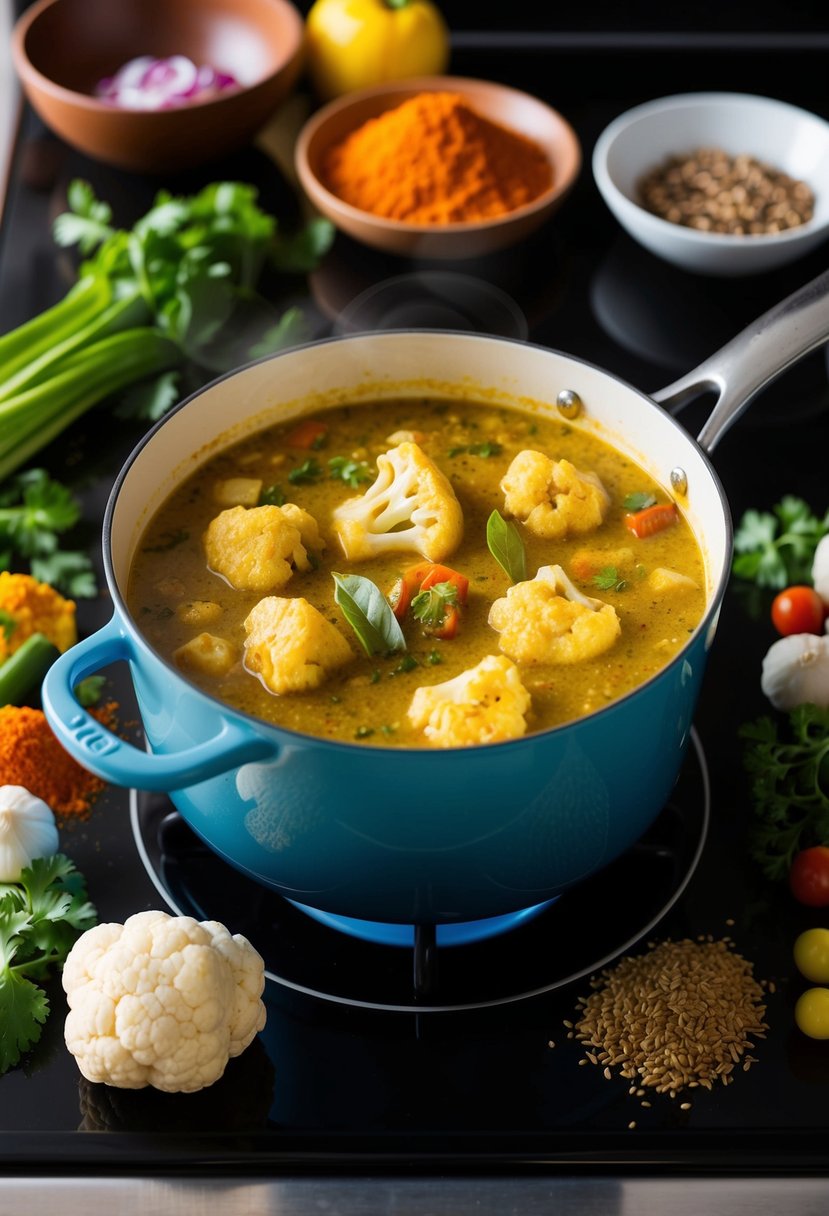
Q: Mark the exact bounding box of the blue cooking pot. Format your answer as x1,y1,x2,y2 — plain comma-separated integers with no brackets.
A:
42,278,829,930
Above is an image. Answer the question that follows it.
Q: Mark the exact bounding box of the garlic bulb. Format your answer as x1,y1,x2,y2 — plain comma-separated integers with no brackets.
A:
760,633,829,711
812,535,829,608
0,785,59,882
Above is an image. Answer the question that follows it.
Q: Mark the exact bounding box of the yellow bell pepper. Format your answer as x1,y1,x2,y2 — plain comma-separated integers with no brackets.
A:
305,0,450,101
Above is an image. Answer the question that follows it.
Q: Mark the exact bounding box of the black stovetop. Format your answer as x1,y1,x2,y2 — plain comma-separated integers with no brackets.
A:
1,33,829,1176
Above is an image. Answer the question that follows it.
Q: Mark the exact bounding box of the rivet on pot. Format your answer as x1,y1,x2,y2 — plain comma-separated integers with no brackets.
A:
557,389,582,420
670,466,688,496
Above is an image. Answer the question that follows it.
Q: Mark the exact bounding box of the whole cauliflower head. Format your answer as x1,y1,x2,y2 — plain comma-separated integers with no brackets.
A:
204,503,323,592
408,654,531,748
62,911,266,1093
244,595,353,694
489,564,621,664
332,441,463,562
501,451,610,539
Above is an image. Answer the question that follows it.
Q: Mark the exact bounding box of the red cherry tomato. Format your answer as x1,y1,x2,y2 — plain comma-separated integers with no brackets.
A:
770,585,826,637
790,846,829,907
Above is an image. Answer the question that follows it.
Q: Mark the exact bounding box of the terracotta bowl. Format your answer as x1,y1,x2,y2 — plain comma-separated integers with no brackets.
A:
11,0,305,174
294,76,582,260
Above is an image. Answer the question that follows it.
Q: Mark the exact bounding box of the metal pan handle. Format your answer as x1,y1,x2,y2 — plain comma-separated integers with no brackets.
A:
652,266,829,454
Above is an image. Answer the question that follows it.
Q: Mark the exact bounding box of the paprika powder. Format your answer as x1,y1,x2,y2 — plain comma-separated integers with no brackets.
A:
0,703,115,818
320,91,553,224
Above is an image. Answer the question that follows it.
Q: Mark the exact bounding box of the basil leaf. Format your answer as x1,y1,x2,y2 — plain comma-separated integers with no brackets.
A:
486,510,527,584
332,573,406,657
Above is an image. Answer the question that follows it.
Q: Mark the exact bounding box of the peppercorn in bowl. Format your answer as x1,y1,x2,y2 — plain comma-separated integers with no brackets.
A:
592,92,829,276
294,76,582,259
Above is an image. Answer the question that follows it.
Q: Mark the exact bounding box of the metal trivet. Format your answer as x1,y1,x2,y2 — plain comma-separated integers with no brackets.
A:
130,729,709,1014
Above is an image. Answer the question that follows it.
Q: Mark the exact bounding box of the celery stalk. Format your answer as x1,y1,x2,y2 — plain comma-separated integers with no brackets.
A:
0,330,179,481
0,276,111,385
0,292,149,404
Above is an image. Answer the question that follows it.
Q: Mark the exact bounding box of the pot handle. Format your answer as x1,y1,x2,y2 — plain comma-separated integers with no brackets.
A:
652,266,829,453
41,616,276,792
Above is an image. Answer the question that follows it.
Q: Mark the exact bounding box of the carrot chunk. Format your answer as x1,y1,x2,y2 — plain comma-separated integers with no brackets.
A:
624,503,678,539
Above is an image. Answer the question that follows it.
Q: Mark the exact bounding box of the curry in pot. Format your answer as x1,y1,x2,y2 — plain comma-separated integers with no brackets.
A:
128,398,707,747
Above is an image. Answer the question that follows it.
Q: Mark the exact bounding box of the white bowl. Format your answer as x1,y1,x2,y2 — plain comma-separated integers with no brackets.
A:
592,92,829,276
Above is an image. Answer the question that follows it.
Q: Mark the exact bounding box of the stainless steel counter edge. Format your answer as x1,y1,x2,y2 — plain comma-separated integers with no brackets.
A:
1,1176,829,1215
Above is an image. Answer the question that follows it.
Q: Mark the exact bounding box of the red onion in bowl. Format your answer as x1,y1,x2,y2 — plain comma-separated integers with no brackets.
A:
95,55,240,109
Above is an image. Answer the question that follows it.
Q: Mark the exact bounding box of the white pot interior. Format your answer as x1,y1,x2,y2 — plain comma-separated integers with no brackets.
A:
109,331,730,612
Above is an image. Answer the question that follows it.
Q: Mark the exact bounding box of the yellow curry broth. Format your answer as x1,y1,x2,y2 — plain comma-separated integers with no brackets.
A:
128,399,707,745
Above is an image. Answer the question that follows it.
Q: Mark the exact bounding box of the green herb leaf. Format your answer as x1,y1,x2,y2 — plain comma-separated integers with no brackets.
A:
592,566,628,592
0,469,80,556
392,653,419,675
733,497,829,589
0,471,98,596
411,581,458,627
74,675,106,707
270,217,335,274
0,855,96,1075
328,455,374,488
332,572,406,657
623,491,657,511
449,442,503,458
30,551,97,599
486,509,527,584
259,484,286,507
741,704,829,882
114,370,180,421
288,458,323,486
246,307,308,361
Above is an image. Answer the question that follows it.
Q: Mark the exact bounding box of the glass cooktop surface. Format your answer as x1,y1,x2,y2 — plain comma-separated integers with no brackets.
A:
1,28,828,1178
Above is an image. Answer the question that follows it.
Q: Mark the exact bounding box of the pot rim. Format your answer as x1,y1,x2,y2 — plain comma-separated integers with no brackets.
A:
103,328,733,756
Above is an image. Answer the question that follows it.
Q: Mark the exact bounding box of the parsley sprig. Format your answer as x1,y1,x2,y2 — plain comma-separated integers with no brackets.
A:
592,566,628,592
740,704,829,882
328,455,374,488
732,496,829,589
0,469,96,597
0,855,96,1075
411,581,458,627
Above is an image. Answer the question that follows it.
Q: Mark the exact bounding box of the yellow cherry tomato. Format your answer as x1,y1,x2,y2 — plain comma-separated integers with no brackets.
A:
794,987,829,1039
794,927,829,983
305,0,451,101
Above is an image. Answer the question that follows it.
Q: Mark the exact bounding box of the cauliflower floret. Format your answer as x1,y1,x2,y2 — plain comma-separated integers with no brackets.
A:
501,451,610,539
489,564,621,664
0,571,76,662
173,632,237,677
407,654,531,748
332,441,463,562
62,910,266,1093
278,502,326,555
204,503,323,592
244,596,353,694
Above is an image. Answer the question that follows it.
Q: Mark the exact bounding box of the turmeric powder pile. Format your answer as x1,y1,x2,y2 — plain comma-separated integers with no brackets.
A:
321,91,553,224
0,572,76,662
0,703,114,818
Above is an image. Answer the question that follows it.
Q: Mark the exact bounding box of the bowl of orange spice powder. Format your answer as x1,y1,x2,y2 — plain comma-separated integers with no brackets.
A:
294,76,581,259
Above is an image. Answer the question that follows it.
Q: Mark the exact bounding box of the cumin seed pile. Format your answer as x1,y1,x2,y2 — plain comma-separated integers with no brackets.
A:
571,938,768,1096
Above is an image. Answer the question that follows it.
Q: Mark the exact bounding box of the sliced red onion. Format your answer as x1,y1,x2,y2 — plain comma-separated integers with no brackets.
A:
95,55,240,109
